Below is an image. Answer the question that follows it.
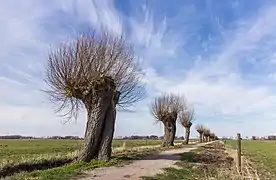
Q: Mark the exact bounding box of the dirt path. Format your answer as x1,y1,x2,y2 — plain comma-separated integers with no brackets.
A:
78,143,208,180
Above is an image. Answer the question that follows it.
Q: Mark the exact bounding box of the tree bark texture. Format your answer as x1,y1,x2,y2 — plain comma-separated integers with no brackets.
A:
77,94,112,162
97,92,120,161
184,128,190,145
162,119,176,147
77,87,121,162
168,120,176,146
162,121,171,147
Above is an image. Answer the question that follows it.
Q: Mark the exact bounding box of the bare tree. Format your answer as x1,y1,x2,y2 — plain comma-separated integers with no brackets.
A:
45,32,145,162
203,128,211,142
209,132,215,141
151,93,183,147
179,106,195,145
195,124,205,143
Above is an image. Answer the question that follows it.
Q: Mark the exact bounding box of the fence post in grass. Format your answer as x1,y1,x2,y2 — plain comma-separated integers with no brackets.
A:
237,133,242,173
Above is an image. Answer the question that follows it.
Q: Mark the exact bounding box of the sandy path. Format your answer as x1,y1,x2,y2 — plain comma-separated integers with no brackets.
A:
78,143,207,180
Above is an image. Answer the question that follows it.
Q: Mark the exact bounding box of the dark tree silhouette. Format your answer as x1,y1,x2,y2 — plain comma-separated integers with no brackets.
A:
45,32,145,162
151,93,183,147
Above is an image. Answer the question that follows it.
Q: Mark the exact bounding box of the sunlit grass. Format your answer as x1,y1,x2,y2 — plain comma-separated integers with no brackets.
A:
227,140,276,178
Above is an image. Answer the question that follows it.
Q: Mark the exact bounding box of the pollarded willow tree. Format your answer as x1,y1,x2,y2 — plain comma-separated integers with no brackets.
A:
179,106,195,145
151,93,183,147
209,133,215,141
195,124,205,143
45,32,145,162
203,128,211,142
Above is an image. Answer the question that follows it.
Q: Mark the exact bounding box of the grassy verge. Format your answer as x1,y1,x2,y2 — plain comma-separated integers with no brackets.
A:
227,140,276,179
3,144,185,180
141,142,241,180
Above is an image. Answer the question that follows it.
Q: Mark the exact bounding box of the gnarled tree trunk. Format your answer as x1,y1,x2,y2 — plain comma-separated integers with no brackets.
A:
97,104,116,160
199,133,203,143
162,119,176,147
162,121,171,147
184,128,190,145
168,120,176,146
98,92,120,161
77,94,112,162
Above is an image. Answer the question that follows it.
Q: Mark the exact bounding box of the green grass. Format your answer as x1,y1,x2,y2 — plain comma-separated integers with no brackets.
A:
0,139,184,179
9,159,118,180
0,139,169,162
227,140,276,178
6,144,185,180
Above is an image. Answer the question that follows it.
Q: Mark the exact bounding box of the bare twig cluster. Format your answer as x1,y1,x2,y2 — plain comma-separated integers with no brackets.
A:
45,32,145,120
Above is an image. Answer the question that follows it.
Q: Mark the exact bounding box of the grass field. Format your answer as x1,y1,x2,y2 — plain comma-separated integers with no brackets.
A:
227,140,276,179
0,139,166,161
0,139,184,179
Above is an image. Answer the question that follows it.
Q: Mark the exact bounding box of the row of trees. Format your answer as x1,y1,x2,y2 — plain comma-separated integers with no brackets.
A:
151,94,195,146
195,124,218,142
45,31,217,163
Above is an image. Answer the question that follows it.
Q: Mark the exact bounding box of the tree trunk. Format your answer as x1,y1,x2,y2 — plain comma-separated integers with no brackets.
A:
77,95,112,162
184,128,190,145
97,91,120,161
168,120,176,146
199,133,203,143
162,121,171,147
97,104,116,160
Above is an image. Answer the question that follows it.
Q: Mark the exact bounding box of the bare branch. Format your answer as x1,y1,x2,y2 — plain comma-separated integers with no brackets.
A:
195,124,205,134
151,93,184,122
203,128,211,137
179,106,195,129
44,31,145,119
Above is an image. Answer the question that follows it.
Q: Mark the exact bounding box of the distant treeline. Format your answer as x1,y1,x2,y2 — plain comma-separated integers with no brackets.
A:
0,135,185,140
0,135,83,140
252,135,276,140
115,135,185,140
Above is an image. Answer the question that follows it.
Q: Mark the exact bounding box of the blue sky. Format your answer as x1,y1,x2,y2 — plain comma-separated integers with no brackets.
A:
1,0,276,138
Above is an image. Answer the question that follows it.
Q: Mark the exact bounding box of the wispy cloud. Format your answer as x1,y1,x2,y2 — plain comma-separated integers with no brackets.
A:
1,0,276,138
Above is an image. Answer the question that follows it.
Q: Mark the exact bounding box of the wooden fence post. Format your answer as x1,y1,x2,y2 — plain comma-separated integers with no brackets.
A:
237,133,242,173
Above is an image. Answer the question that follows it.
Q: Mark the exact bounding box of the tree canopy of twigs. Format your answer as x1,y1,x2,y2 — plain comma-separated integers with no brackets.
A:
44,31,146,162
151,93,184,147
179,107,195,129
179,103,195,145
196,124,205,134
45,32,145,119
151,93,184,122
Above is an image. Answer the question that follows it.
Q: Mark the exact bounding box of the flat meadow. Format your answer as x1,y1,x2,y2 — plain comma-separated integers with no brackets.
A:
0,139,168,161
227,139,276,179
0,139,186,179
